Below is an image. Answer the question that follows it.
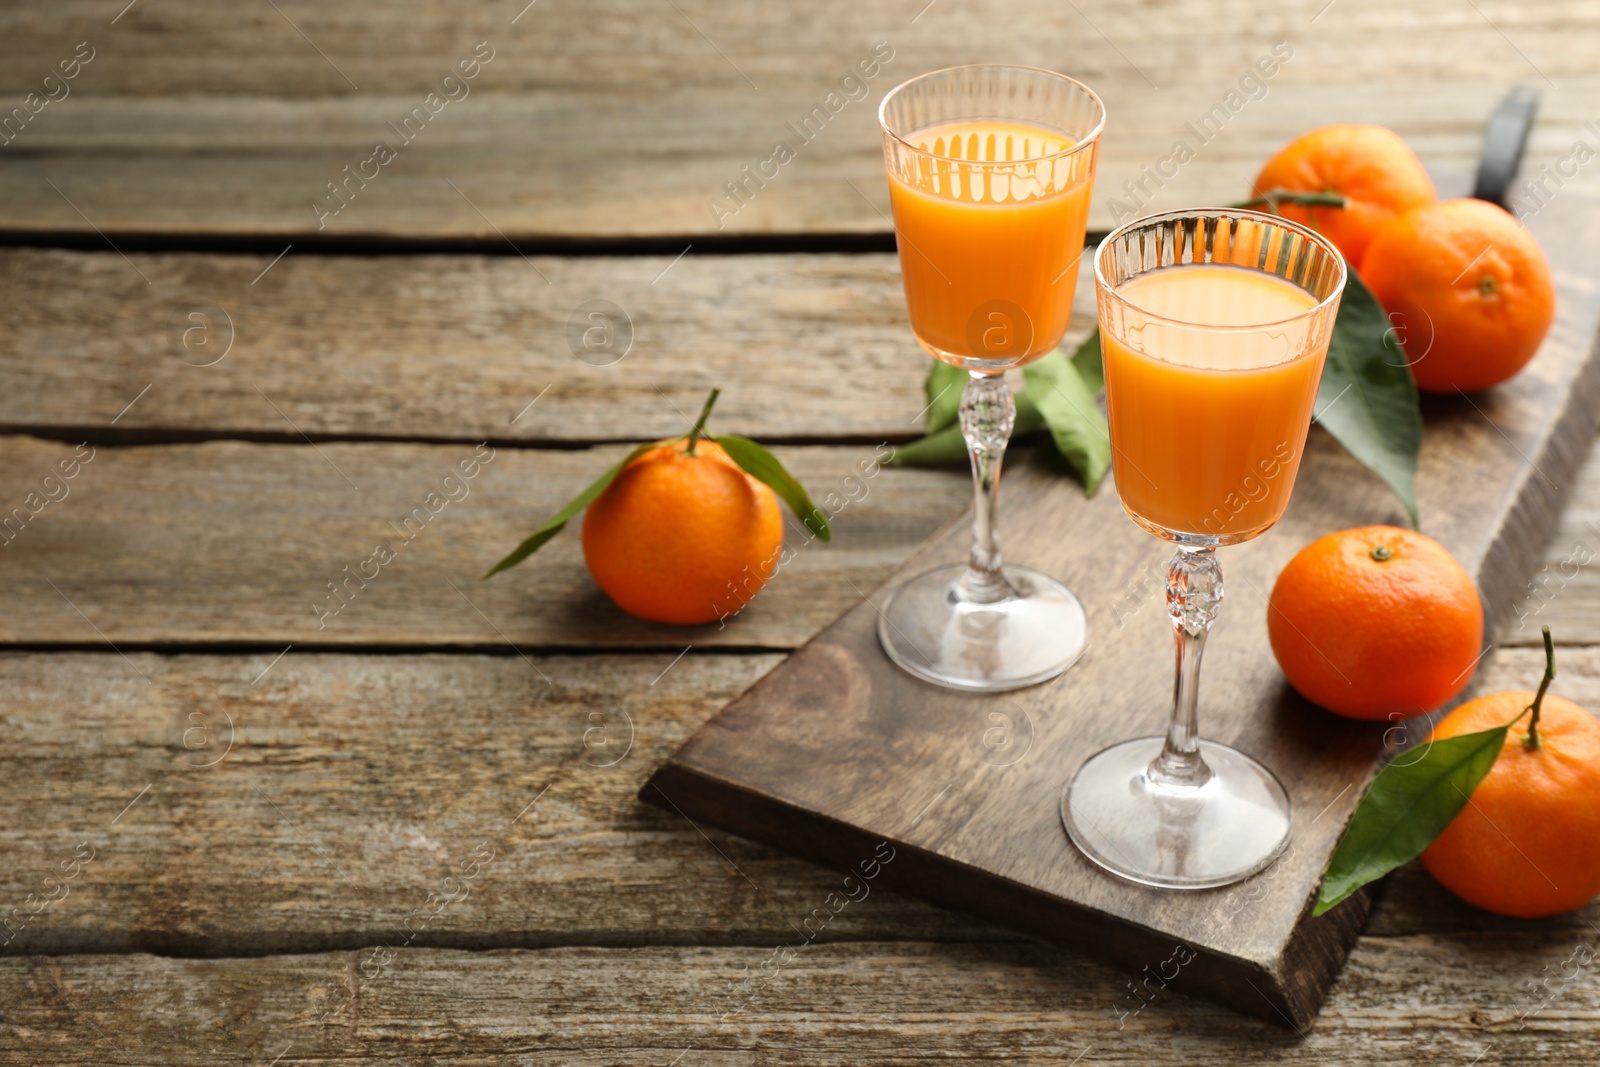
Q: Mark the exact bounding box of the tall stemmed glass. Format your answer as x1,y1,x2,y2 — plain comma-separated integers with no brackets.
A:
876,65,1104,691
1063,209,1346,888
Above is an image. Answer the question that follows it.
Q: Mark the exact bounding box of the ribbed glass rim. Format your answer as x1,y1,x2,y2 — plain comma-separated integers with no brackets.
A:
876,64,1106,166
1094,207,1348,332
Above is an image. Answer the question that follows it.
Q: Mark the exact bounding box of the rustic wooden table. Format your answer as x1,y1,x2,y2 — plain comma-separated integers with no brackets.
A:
2,2,1598,1062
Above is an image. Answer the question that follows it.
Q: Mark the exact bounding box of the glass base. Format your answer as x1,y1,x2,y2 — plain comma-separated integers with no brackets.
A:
1061,737,1291,889
876,563,1087,692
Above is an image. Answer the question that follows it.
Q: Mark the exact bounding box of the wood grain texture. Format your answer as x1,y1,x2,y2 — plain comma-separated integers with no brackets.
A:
0,247,1098,443
0,647,1595,963
2,2,1598,237
0,437,966,648
0,651,1008,957
1501,436,1600,646
646,193,1600,1027
5,934,1600,1064
6,0,1599,95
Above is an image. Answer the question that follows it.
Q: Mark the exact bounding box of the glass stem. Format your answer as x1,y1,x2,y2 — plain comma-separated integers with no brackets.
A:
1150,546,1223,790
956,371,1014,604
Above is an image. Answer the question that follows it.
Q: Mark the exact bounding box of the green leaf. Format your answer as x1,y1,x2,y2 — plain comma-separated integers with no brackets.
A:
923,360,968,433
1022,348,1111,494
1315,268,1422,527
1069,328,1104,397
891,354,1112,497
888,392,1047,466
481,441,658,579
886,421,967,466
714,434,832,542
1313,724,1508,916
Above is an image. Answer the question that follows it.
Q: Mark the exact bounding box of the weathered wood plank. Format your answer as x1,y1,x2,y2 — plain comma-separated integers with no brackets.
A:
0,651,1010,958
6,0,1599,95
1,1,1596,236
0,438,966,648
7,84,1595,241
2,646,1590,961
6,239,1600,557
5,934,1599,1064
11,420,1593,652
0,248,1064,443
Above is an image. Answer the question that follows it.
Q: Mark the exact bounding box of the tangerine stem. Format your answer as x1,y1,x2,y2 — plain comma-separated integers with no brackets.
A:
1525,625,1557,750
685,388,721,456
1231,188,1350,214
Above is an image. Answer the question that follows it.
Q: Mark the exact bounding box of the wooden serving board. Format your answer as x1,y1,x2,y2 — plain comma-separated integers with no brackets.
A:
645,192,1600,1028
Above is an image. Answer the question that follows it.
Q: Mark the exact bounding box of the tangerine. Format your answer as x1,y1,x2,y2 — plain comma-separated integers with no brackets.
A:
1267,525,1483,720
1361,197,1556,394
581,437,782,626
1420,673,1600,918
1251,123,1436,268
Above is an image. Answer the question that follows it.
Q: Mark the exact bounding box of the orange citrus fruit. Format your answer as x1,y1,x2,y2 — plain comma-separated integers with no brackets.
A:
1251,123,1436,269
1421,688,1600,918
1267,525,1483,720
581,438,782,626
1361,197,1556,394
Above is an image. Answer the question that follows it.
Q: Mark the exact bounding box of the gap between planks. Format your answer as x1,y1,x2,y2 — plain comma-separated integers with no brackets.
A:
0,229,908,258
0,426,932,451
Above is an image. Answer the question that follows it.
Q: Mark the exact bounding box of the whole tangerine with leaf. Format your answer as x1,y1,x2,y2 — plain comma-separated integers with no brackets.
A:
1317,628,1600,920
1419,635,1600,918
484,389,830,626
1267,525,1483,720
1249,123,1437,269
1361,197,1556,394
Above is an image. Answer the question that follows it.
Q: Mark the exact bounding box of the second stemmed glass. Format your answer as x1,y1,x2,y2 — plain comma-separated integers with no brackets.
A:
875,65,1105,692
1062,209,1347,888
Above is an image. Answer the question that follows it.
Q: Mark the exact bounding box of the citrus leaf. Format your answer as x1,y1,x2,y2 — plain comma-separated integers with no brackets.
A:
481,441,659,579
714,434,832,542
1022,348,1111,494
888,392,1047,466
1315,268,1422,527
1314,724,1508,916
887,421,966,466
923,360,968,433
1070,327,1104,396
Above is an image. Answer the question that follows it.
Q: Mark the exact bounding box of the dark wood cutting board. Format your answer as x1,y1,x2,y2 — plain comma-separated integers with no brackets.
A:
644,192,1600,1028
